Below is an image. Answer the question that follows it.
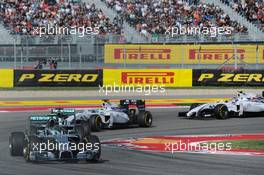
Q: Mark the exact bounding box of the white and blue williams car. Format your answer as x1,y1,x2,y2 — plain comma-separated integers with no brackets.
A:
60,99,153,132
179,91,264,119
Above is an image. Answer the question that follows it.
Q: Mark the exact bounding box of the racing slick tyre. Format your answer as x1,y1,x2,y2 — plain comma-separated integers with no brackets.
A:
9,132,25,156
137,111,152,127
88,135,101,162
76,120,91,140
90,115,102,132
215,104,229,120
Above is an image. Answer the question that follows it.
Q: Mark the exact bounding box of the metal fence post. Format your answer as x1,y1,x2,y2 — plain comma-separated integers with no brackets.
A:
256,45,259,70
198,45,201,69
79,46,82,69
123,45,126,68
14,36,17,69
181,46,185,68
68,42,71,69
234,44,238,70
20,44,23,69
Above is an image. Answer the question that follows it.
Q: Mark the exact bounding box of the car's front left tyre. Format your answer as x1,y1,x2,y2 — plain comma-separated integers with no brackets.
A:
90,115,102,132
9,132,25,156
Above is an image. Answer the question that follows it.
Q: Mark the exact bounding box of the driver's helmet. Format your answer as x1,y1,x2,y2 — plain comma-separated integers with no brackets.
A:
47,119,57,128
57,113,68,120
251,96,258,102
102,102,118,110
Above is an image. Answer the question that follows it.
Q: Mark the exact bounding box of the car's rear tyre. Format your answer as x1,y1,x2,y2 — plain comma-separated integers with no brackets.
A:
90,115,102,132
215,104,229,119
9,132,25,156
137,111,152,127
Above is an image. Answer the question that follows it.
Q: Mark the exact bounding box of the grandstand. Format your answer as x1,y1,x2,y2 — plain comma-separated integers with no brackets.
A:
221,0,264,31
0,0,263,69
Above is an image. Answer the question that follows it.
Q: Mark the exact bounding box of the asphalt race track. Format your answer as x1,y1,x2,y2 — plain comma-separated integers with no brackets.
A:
1,108,264,175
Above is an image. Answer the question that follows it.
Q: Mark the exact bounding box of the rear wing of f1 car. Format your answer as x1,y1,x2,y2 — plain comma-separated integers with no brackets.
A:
28,114,58,129
29,115,57,122
119,99,146,111
51,108,76,115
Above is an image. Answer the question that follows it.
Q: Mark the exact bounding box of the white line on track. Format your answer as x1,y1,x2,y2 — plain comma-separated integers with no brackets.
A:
0,106,189,113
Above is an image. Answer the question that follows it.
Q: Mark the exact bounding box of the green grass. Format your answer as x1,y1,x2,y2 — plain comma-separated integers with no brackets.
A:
203,140,264,150
226,140,264,150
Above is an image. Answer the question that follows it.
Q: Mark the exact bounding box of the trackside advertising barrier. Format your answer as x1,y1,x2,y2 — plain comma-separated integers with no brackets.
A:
103,69,192,87
3,69,264,88
0,69,14,88
104,44,264,64
14,70,103,87
193,69,264,86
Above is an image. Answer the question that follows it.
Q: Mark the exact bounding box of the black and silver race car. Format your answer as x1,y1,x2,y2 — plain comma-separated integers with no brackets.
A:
9,112,101,162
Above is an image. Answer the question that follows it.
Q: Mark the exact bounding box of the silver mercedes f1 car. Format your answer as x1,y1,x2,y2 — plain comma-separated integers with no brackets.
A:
179,91,264,119
9,112,101,162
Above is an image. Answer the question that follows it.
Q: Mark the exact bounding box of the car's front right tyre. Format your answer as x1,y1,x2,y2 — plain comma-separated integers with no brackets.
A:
215,104,229,119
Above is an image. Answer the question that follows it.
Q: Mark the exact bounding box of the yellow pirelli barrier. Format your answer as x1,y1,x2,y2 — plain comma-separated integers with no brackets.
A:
186,45,260,64
103,69,192,87
105,44,264,65
0,69,14,88
259,45,264,62
104,44,181,64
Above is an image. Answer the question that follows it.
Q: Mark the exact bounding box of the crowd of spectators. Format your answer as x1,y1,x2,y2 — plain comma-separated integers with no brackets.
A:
34,58,58,70
0,0,259,38
0,0,123,35
221,0,264,31
102,0,248,38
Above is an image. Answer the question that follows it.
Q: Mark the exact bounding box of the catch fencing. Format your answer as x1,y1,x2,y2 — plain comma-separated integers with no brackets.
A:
0,35,263,70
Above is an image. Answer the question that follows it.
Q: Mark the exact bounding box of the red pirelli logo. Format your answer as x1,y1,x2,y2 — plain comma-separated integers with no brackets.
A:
189,49,245,60
121,72,175,84
114,48,171,60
